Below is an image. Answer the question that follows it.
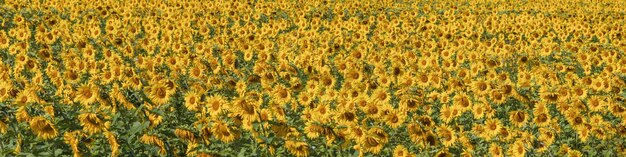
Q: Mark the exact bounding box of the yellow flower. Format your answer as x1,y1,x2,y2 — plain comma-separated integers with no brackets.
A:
212,121,237,143
74,83,99,106
29,116,58,140
484,118,501,138
438,125,457,147
385,109,406,129
184,91,202,112
147,83,172,106
285,140,309,157
509,110,527,128
78,113,109,134
105,131,120,157
140,134,166,155
0,120,7,134
393,144,411,157
175,128,196,143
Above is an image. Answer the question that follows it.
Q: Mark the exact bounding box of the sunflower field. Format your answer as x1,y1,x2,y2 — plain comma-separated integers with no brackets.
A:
1,0,626,156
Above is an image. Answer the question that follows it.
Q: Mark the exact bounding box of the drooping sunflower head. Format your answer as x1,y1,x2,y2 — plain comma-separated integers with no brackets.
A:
78,113,109,134
29,116,58,140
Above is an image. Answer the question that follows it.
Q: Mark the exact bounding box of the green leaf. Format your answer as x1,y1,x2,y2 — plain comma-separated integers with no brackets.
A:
19,152,35,157
54,149,63,155
238,148,247,157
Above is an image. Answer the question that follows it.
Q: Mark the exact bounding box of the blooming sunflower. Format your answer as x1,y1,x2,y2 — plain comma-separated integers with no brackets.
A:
206,95,228,118
385,109,406,129
184,91,202,112
147,83,172,106
74,83,100,106
507,141,526,157
438,125,457,147
489,143,504,157
393,145,412,157
484,118,501,138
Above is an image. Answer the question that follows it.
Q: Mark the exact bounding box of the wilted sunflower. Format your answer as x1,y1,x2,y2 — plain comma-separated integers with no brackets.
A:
140,134,166,155
29,116,58,140
175,128,196,143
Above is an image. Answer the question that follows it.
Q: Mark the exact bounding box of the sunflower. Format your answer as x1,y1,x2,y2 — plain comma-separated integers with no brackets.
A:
272,85,292,104
78,113,110,134
407,123,425,144
234,96,261,122
346,125,366,141
439,105,455,123
285,140,309,157
490,90,507,105
484,118,501,138
212,121,237,143
576,127,591,142
400,97,421,112
385,110,406,128
489,143,504,157
74,83,99,106
509,110,527,128
140,134,166,155
175,128,196,143
184,91,202,112
361,136,384,154
393,145,411,157
471,79,491,96
0,31,9,49
438,125,457,147
29,116,58,140
336,109,358,126
586,96,605,112
533,112,551,127
0,120,7,134
0,81,11,102
206,95,227,118
147,83,172,106
564,110,585,130
538,128,555,146
453,92,472,112
507,141,526,157
15,90,35,106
